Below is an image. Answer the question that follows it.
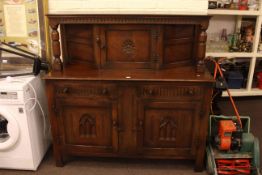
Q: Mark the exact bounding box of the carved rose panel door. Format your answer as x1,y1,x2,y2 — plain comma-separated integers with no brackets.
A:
99,25,161,69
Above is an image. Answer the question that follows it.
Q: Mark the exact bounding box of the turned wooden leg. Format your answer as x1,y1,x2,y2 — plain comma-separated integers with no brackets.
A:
52,144,64,167
55,155,64,167
194,151,205,172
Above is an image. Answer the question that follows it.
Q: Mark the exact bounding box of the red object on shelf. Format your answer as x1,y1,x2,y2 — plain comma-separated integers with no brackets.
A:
216,159,251,175
257,72,262,89
239,0,248,10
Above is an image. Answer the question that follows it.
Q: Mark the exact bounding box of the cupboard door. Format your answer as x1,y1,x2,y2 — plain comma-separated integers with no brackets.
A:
56,98,118,155
137,101,201,158
99,25,162,69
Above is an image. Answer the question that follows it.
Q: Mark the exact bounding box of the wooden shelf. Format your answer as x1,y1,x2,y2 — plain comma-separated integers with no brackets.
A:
206,52,253,58
222,88,262,97
208,9,260,16
257,52,262,57
207,2,262,97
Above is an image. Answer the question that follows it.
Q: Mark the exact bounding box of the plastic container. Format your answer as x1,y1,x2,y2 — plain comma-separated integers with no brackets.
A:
227,71,244,89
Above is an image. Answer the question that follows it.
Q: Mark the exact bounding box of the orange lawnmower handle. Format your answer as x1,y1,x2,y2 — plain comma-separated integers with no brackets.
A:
205,57,243,129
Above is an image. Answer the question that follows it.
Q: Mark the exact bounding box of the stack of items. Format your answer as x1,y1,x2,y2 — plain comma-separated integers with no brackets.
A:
207,25,255,53
208,0,259,10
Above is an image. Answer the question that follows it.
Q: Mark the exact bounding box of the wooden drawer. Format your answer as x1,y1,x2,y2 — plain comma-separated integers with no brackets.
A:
138,85,203,99
55,82,117,99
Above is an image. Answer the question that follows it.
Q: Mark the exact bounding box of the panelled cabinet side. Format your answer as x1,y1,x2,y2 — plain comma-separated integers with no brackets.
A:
194,87,213,171
45,80,64,166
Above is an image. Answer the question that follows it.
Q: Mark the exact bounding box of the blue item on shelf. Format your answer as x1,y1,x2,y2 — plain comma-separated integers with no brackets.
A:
227,71,244,89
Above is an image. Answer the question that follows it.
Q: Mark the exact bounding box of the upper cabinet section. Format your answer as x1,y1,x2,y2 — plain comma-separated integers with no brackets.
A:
48,0,208,15
60,24,198,70
48,15,210,72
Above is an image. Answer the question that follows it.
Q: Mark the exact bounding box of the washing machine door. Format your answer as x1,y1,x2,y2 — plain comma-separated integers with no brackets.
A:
0,108,20,150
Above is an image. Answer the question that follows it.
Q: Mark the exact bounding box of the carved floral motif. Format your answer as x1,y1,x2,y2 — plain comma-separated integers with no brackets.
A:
122,39,136,58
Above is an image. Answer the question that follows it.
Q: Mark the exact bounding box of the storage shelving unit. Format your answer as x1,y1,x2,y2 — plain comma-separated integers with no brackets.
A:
207,1,262,97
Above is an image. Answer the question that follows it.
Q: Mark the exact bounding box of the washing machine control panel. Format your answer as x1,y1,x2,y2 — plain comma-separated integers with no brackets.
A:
0,92,18,99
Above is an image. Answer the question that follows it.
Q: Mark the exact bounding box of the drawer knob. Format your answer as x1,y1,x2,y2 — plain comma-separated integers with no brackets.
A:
63,87,69,94
102,88,108,95
187,89,194,95
148,89,155,95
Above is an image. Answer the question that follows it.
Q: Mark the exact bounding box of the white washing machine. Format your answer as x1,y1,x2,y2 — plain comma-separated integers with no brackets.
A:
0,75,51,170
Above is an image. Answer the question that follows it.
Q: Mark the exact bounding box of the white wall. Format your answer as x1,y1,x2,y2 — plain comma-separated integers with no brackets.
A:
48,0,208,15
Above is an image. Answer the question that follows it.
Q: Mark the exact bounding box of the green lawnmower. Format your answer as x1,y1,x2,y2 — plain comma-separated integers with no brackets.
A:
206,115,260,175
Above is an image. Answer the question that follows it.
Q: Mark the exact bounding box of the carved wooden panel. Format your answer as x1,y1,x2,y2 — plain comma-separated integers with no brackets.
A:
144,109,193,148
139,85,203,99
100,25,160,69
121,39,136,58
55,81,117,99
61,101,114,147
79,114,96,138
159,116,177,141
137,101,201,157
48,15,210,26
